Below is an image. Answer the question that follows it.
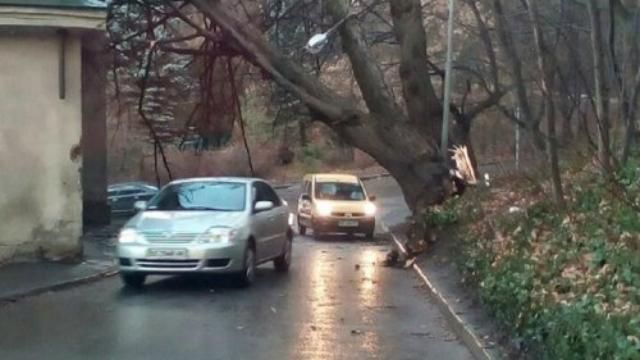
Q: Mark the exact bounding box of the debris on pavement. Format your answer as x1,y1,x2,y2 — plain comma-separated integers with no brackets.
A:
351,329,363,335
270,306,277,314
354,264,360,271
382,249,399,267
410,332,433,338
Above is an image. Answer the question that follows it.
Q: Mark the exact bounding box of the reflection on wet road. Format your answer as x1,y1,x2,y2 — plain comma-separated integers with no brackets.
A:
0,179,472,360
0,235,472,360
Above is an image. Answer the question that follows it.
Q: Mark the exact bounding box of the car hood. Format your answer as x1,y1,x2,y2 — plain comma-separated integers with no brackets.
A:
126,211,246,233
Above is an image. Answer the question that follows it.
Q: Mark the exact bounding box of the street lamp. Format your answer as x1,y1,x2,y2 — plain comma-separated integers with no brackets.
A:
304,12,355,54
441,0,456,156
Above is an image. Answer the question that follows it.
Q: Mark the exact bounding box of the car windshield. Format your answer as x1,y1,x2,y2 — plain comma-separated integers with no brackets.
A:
314,181,365,201
147,181,246,211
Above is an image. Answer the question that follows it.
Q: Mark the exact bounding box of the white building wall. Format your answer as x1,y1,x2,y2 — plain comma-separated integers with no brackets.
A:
0,31,83,263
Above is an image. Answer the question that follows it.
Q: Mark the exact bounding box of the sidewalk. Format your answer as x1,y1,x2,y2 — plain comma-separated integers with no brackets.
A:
386,222,506,360
0,222,122,304
0,259,117,304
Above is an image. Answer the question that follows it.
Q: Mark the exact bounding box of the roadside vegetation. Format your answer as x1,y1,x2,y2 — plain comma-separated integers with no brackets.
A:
430,158,640,359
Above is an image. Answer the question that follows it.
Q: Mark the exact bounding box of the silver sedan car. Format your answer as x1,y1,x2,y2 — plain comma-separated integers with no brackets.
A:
116,177,293,288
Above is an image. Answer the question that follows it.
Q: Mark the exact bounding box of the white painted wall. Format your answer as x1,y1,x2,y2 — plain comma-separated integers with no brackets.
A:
0,31,83,263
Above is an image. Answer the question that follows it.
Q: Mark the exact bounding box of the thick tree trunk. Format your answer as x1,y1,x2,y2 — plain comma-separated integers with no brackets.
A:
492,0,543,150
299,119,308,147
189,0,452,253
526,0,565,207
588,0,613,171
621,68,640,163
621,10,640,163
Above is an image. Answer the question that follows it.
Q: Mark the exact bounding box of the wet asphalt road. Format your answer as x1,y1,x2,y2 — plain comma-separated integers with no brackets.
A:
0,178,472,360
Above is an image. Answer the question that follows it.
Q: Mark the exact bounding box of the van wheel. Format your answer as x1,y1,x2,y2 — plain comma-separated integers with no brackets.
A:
365,229,375,240
297,216,307,235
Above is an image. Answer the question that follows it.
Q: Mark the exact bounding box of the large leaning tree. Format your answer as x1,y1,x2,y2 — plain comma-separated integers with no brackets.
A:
109,0,497,252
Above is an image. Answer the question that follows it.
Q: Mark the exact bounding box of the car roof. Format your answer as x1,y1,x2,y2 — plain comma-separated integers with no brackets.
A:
109,182,156,189
166,177,263,186
308,173,360,184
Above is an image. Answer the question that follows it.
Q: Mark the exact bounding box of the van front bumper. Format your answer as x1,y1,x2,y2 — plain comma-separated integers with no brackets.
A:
301,215,375,234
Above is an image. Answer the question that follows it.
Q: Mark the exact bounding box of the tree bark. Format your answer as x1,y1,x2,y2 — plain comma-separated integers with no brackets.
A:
588,0,613,171
389,0,442,135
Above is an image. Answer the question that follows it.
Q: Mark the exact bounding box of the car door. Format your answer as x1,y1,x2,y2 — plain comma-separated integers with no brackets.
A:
255,182,286,259
251,183,274,262
297,180,313,221
261,182,288,256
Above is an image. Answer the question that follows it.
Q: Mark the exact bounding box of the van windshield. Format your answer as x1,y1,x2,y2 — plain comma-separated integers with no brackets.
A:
314,182,365,201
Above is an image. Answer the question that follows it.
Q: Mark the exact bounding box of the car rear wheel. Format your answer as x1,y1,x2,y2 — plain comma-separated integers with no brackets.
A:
274,233,292,272
121,273,146,289
236,246,256,287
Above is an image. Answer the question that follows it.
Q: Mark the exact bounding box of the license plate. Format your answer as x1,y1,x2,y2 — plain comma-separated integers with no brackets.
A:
338,220,359,227
146,248,188,258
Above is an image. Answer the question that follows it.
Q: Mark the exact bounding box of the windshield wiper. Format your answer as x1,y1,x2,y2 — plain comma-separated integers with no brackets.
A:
183,206,233,211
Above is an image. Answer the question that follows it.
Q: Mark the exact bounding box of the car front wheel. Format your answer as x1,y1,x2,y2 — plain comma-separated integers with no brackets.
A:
236,246,257,287
121,273,146,289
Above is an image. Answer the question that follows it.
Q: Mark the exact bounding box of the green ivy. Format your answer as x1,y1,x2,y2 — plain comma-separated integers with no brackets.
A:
448,161,640,359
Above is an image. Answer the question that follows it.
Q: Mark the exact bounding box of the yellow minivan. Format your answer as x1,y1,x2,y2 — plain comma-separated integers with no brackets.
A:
296,174,376,239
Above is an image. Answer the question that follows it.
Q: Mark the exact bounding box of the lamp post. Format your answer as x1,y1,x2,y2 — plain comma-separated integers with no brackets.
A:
440,0,456,156
304,12,355,54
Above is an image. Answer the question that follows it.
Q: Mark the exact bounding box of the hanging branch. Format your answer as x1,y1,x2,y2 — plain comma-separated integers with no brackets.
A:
227,57,255,176
138,43,174,182
153,141,160,186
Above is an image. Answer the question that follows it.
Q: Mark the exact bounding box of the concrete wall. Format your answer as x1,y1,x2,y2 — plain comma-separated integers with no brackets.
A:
0,31,83,263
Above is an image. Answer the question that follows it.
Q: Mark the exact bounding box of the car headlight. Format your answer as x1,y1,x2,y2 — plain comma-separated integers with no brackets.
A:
199,227,237,244
315,202,333,217
118,228,142,244
364,202,377,216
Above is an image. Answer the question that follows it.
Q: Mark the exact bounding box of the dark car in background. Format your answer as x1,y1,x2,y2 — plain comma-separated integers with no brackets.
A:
108,182,159,215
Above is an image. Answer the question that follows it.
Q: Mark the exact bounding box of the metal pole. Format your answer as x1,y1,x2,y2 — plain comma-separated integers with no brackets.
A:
441,0,456,156
515,109,520,170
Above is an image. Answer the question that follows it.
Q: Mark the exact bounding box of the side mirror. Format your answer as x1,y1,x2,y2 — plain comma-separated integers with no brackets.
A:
368,195,377,202
300,194,311,202
255,201,274,212
134,201,147,211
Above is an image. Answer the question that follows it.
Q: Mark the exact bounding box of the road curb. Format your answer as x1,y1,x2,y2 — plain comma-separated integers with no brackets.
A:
0,267,119,304
380,222,495,360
